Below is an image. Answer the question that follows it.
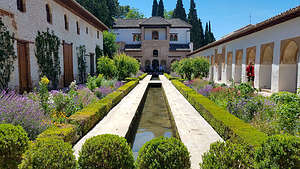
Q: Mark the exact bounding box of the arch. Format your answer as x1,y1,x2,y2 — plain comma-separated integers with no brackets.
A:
46,4,52,24
259,43,274,89
246,47,256,65
153,50,158,57
261,45,273,65
235,50,243,83
281,40,298,64
152,59,159,72
152,31,159,40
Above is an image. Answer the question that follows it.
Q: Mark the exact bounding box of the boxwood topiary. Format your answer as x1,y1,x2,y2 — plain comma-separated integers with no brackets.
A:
200,141,254,169
254,134,300,169
136,137,191,169
19,138,77,169
0,124,29,169
78,134,134,169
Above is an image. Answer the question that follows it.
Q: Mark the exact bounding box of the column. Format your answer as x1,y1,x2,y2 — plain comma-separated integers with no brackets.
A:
232,49,236,82
241,48,247,82
254,45,261,89
222,49,227,82
271,40,280,92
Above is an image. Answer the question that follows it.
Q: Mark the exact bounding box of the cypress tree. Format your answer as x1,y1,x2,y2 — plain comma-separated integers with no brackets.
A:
157,0,165,18
152,0,158,16
204,22,210,46
173,0,187,21
208,21,216,42
188,0,204,50
198,19,205,47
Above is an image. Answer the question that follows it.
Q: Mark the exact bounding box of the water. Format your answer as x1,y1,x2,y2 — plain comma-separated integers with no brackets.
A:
131,85,174,159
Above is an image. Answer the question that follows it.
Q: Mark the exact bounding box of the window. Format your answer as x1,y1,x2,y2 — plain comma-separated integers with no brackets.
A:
64,14,69,30
170,33,178,41
76,21,80,35
97,31,99,39
153,50,158,57
17,0,26,12
86,27,89,34
152,31,159,40
133,33,141,42
46,4,52,24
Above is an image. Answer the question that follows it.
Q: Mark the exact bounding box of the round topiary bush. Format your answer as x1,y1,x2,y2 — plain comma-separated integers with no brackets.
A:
78,134,134,169
200,141,254,169
0,124,29,169
19,138,76,169
254,134,300,169
136,137,190,169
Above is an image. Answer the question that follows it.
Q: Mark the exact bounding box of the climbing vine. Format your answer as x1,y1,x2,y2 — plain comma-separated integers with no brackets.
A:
0,19,17,89
35,29,61,88
95,45,103,74
77,45,87,83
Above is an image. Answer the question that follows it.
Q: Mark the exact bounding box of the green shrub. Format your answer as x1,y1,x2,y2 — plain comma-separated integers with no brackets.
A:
200,141,254,169
235,82,256,98
276,102,300,135
271,91,300,104
192,57,210,78
78,134,134,169
114,53,140,80
19,138,76,169
136,137,190,169
97,57,117,79
37,124,78,144
125,77,138,82
138,73,147,80
0,124,29,169
254,134,300,169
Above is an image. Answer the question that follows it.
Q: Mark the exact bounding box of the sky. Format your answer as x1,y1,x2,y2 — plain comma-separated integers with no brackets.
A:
118,0,300,40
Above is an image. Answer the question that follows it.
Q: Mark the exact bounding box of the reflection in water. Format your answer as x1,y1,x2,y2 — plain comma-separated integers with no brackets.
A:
132,86,173,159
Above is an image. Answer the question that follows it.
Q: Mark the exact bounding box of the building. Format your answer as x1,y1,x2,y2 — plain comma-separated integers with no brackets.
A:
113,17,192,72
188,6,300,93
0,0,108,92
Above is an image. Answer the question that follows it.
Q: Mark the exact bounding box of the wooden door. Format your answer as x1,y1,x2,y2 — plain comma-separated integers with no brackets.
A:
63,42,74,86
90,53,95,76
17,42,31,93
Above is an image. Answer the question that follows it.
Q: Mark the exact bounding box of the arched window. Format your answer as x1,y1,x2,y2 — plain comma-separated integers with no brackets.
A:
46,4,52,24
76,21,80,35
153,50,158,57
152,31,159,40
17,0,26,12
64,14,69,30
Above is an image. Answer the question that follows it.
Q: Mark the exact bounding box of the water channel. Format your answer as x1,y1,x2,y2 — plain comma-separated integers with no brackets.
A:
128,82,176,159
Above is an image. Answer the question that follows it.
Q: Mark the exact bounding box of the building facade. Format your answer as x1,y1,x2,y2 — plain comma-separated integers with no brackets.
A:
188,6,300,93
0,0,108,92
113,17,192,72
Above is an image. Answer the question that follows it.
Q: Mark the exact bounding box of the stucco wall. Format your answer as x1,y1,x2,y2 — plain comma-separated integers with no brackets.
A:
144,28,166,40
169,28,190,44
114,28,141,44
1,0,104,89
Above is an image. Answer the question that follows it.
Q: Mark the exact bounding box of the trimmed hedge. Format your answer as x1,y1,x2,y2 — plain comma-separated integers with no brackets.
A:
164,73,184,81
0,124,29,169
38,80,139,144
78,134,134,169
171,79,267,146
138,73,147,80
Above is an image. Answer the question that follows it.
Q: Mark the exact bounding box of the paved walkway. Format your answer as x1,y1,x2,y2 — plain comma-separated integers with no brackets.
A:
73,75,151,158
160,75,223,169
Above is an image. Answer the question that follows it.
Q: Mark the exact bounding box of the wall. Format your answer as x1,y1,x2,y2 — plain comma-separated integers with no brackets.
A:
114,28,141,44
169,28,190,44
144,28,166,40
0,0,104,89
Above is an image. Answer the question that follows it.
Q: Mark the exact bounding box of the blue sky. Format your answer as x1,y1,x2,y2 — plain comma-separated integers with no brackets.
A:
119,0,300,40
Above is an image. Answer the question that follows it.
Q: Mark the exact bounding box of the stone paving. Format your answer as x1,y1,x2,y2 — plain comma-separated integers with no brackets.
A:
160,75,223,169
73,75,151,158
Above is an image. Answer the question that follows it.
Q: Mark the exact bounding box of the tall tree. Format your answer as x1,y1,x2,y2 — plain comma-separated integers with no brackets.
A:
173,0,187,21
164,10,174,19
117,5,130,18
157,0,165,18
126,8,144,19
152,0,158,16
188,0,203,50
208,21,216,42
198,19,205,47
204,22,210,46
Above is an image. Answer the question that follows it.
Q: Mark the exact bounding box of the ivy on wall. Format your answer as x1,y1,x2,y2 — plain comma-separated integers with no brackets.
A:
95,45,103,74
77,45,87,83
35,29,61,88
0,19,17,89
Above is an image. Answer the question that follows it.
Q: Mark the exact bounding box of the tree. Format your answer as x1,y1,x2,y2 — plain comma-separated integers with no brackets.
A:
125,8,144,19
198,19,205,47
209,21,216,42
204,22,210,46
157,0,165,18
117,5,130,18
152,0,158,17
103,31,118,58
188,0,204,50
164,10,174,19
173,0,187,21
114,53,140,80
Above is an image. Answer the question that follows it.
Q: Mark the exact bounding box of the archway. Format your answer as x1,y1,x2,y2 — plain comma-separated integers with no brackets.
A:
227,52,233,81
152,59,159,72
259,44,273,89
160,60,167,72
153,50,158,57
234,50,243,83
279,40,299,92
145,60,151,72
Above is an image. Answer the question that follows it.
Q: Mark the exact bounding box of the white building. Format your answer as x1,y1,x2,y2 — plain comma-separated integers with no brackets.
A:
113,17,192,72
188,6,300,93
0,0,108,92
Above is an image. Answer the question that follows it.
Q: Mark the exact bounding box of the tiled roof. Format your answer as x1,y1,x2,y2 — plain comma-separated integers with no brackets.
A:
187,5,300,56
113,17,191,28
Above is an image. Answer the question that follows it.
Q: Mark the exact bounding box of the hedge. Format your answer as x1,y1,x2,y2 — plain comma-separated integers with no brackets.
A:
138,73,148,80
38,80,139,144
171,79,267,147
164,73,184,81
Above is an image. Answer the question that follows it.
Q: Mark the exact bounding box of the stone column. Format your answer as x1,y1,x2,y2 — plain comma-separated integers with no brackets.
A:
222,48,227,83
141,26,145,41
271,40,281,92
254,45,261,89
242,48,247,82
232,49,236,82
